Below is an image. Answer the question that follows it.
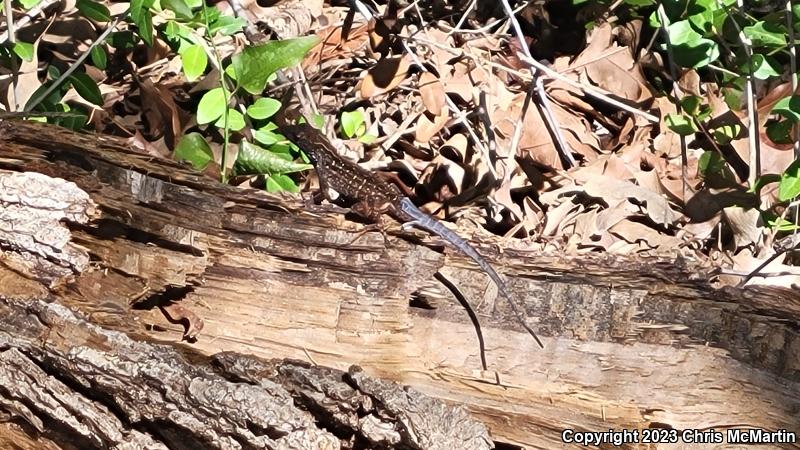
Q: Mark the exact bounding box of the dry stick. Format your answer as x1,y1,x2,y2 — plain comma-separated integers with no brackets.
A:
726,1,767,253
517,54,659,123
498,0,576,169
786,1,800,246
0,0,59,44
730,1,761,187
4,0,18,110
445,0,477,36
789,0,799,161
24,16,121,113
441,0,530,35
656,5,689,203
413,33,657,123
741,200,800,285
394,27,496,180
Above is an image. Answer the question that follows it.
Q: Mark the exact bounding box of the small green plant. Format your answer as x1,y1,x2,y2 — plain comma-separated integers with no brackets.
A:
174,24,318,189
341,108,377,144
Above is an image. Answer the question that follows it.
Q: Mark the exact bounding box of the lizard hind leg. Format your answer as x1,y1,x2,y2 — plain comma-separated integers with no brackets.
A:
345,201,390,246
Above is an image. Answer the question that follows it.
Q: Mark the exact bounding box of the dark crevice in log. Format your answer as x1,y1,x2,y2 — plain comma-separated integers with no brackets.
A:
133,286,195,310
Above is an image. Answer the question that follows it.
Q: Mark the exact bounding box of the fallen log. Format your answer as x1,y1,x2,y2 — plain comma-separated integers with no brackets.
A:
0,120,798,449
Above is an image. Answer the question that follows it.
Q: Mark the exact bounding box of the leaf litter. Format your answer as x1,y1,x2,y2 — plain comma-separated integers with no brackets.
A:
7,0,799,291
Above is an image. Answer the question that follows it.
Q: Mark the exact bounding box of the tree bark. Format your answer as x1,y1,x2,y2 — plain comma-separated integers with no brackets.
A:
0,120,798,449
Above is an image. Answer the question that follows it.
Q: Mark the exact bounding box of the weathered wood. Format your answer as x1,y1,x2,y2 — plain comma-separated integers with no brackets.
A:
1,120,799,449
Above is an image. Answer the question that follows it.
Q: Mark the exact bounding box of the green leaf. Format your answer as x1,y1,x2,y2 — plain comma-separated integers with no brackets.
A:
55,104,88,130
246,97,281,120
749,54,781,80
763,212,800,231
665,113,697,135
224,63,237,81
90,45,107,69
180,44,207,81
232,35,319,95
25,80,69,112
174,132,214,170
69,73,103,106
208,15,246,36
309,113,325,129
341,109,366,138
666,20,720,68
766,119,794,145
197,87,227,124
698,151,725,177
711,123,741,145
358,133,377,144
18,0,40,8
743,21,787,48
214,108,245,131
76,0,111,21
12,42,34,62
750,173,781,195
108,31,137,49
253,128,282,146
680,95,711,122
232,140,312,177
779,159,800,201
130,0,155,46
772,96,800,123
265,174,299,193
193,4,220,23
161,0,193,20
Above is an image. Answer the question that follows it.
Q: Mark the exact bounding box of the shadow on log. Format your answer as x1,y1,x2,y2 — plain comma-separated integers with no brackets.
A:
0,120,799,448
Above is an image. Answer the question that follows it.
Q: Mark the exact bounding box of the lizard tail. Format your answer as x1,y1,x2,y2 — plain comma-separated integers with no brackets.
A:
398,198,544,348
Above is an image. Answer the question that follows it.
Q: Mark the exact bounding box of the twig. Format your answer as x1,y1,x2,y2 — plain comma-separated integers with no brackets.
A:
4,0,18,110
788,0,799,160
24,16,121,112
517,54,659,123
395,19,496,180
730,0,761,186
657,5,689,202
0,0,59,44
498,0,576,169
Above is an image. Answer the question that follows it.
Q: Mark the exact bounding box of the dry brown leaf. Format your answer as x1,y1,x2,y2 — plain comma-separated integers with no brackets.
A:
414,108,448,143
137,77,184,149
721,206,762,249
609,219,682,250
521,196,543,232
542,200,581,237
494,178,524,220
678,70,702,96
595,206,629,233
572,22,653,106
360,55,412,99
442,53,492,103
571,154,635,184
498,99,558,168
573,208,599,242
418,72,446,115
584,178,681,226
440,133,468,163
